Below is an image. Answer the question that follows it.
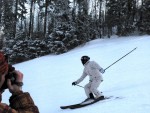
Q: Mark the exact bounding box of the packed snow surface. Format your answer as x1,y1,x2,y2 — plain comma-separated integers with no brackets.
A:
3,35,150,113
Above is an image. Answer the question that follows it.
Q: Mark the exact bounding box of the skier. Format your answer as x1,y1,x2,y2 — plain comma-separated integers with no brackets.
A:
72,56,105,102
0,51,39,113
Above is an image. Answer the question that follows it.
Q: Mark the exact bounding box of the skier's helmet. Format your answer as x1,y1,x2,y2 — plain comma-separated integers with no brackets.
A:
81,56,90,65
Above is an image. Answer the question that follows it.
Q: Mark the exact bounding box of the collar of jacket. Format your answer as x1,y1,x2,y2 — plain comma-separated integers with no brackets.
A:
84,61,90,66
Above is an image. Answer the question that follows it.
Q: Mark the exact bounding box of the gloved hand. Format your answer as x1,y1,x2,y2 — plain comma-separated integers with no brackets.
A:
7,70,23,94
72,82,77,86
100,68,105,74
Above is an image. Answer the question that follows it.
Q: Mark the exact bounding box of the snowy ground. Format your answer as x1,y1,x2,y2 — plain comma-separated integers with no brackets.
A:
2,35,150,113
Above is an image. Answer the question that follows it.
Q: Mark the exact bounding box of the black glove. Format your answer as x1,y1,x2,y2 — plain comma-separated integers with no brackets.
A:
72,82,77,86
100,68,105,74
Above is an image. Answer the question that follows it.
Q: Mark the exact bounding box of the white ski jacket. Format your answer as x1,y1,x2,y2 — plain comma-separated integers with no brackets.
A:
76,61,103,84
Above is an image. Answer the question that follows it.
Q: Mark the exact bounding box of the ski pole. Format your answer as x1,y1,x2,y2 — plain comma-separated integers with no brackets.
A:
104,47,137,71
76,84,84,88
75,48,137,89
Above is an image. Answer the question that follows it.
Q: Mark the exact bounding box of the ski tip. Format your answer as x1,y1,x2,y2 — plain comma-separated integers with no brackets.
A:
60,106,66,109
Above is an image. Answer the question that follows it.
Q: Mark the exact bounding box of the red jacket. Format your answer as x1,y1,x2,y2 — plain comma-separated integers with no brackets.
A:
0,91,39,113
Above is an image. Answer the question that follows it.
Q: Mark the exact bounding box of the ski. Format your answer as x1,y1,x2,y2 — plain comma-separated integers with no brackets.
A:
60,103,80,109
70,96,110,109
60,96,117,109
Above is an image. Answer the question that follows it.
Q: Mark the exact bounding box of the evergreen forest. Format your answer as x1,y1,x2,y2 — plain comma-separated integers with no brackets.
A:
0,0,150,64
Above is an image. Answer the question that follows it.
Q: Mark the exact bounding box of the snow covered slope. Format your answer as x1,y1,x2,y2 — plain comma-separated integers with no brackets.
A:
3,35,150,113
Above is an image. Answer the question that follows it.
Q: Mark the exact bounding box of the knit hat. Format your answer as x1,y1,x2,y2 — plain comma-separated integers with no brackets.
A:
0,52,8,75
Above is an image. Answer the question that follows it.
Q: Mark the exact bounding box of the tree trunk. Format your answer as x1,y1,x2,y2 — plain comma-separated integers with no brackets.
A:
44,0,48,37
14,0,18,38
29,0,33,37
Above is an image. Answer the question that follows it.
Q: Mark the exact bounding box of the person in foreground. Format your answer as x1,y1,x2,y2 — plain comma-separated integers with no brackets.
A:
0,51,39,113
72,56,105,102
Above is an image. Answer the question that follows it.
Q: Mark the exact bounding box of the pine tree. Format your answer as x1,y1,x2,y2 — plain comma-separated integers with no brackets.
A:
105,0,119,37
106,0,137,36
139,0,150,34
0,27,4,49
2,0,14,38
48,0,78,54
17,0,27,31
